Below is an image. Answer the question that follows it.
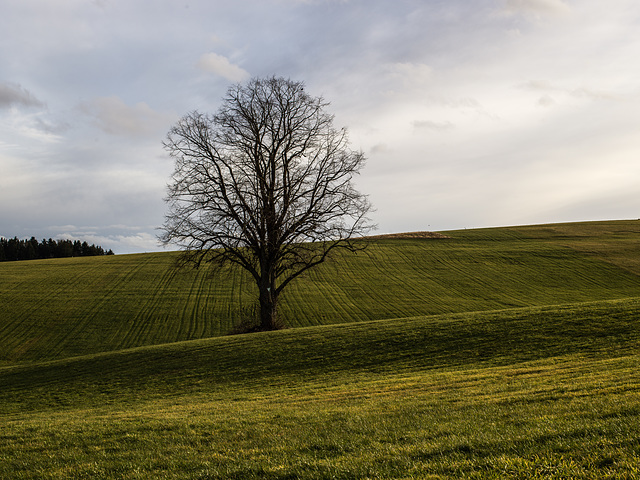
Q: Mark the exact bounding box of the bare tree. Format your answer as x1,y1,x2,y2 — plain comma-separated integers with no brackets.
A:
160,76,374,331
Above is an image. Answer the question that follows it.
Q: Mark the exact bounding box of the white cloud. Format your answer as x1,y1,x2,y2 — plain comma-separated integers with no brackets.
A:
197,52,250,82
48,225,160,254
79,96,175,136
0,110,66,145
520,80,626,104
412,120,455,131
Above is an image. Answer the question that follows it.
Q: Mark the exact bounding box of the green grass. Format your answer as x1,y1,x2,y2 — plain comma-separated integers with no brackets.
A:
1,220,640,478
1,298,639,479
2,220,640,364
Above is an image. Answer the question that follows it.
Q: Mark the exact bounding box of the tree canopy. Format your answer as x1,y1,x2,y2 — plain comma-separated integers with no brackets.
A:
160,76,373,330
0,237,113,262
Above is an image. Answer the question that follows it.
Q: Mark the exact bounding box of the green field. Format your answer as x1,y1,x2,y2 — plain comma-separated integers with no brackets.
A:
1,220,639,478
2,220,640,364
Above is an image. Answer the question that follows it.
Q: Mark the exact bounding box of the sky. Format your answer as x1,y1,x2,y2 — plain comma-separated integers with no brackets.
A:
1,0,639,253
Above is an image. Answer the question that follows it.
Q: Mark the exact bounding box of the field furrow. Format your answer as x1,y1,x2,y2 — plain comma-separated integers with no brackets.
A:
117,261,181,346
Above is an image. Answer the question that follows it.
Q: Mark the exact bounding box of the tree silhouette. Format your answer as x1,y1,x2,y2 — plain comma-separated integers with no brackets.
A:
161,76,374,331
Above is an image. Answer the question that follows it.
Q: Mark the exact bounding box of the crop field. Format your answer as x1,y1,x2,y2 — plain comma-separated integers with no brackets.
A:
1,220,639,478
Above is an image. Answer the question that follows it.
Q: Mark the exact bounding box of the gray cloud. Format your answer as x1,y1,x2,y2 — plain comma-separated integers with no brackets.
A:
503,0,571,16
0,82,45,109
31,116,71,135
369,143,390,155
537,94,555,107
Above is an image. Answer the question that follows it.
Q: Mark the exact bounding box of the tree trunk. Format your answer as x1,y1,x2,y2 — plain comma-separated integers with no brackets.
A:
258,284,278,330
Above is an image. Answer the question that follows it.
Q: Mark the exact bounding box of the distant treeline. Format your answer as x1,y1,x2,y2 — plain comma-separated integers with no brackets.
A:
0,237,114,262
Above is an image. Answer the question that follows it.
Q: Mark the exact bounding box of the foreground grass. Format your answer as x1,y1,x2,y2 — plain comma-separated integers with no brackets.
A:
2,220,640,364
2,298,639,479
2,357,639,479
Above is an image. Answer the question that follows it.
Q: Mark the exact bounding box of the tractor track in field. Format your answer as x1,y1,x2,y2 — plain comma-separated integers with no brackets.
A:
52,256,152,358
118,261,180,349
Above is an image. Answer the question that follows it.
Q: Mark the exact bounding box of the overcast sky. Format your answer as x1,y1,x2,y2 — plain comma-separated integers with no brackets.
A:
1,0,639,253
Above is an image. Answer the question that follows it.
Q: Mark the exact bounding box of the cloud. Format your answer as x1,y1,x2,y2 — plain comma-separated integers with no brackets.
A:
48,225,160,254
385,62,432,90
369,143,390,155
0,82,45,109
33,117,70,135
412,120,455,131
197,52,250,82
537,94,555,107
520,80,624,104
503,0,571,16
79,96,175,136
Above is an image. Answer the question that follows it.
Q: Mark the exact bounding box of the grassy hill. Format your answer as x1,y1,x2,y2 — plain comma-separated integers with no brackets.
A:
1,220,639,364
1,298,639,478
1,220,639,478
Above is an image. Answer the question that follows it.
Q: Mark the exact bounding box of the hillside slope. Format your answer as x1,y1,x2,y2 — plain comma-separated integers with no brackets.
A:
2,297,639,414
1,298,639,478
1,220,639,364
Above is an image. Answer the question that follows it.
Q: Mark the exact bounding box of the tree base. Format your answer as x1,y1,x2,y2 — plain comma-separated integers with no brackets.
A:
227,318,286,335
